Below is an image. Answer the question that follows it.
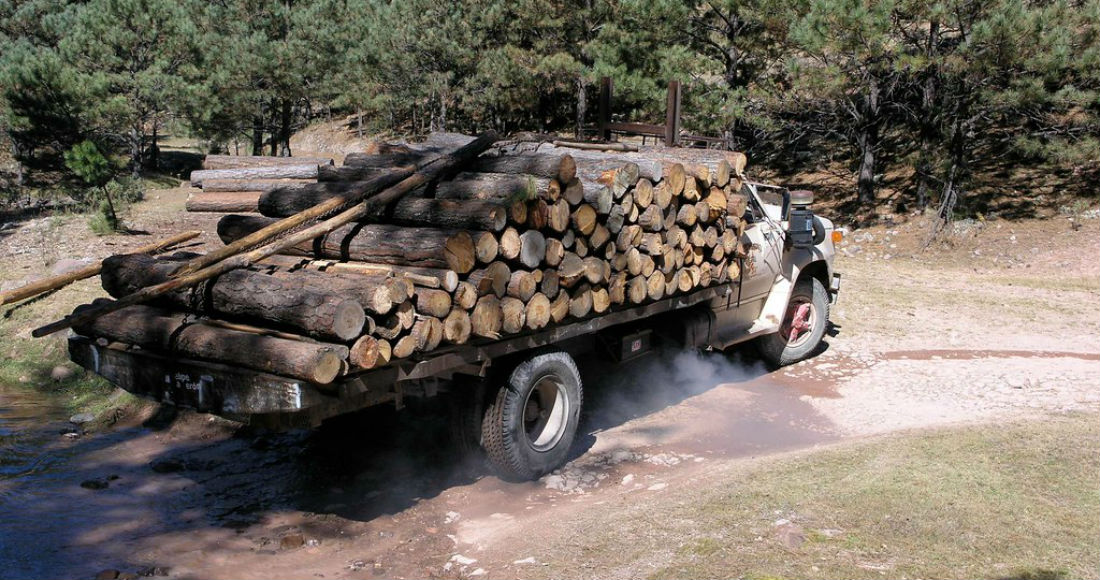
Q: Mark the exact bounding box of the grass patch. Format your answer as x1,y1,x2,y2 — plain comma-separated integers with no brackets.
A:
522,415,1100,580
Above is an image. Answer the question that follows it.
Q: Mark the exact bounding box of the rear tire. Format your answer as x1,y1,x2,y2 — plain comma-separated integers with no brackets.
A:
481,349,582,481
758,277,829,367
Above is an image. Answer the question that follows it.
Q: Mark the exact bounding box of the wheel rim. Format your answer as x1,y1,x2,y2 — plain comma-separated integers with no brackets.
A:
522,374,569,452
781,299,816,348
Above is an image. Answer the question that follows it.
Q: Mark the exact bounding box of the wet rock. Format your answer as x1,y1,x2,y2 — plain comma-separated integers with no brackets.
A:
51,365,76,382
280,533,305,550
150,459,185,474
81,479,109,490
138,566,170,577
94,570,120,580
70,412,95,425
118,573,139,580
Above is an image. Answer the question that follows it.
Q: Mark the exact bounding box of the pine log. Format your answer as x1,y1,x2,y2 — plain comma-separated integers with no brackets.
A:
202,155,333,170
608,272,627,304
637,204,662,232
443,308,472,345
557,253,585,288
190,165,319,186
73,302,346,384
616,225,642,252
453,281,479,310
652,180,673,210
548,199,571,232
605,205,625,234
392,335,419,359
568,284,593,318
641,254,656,277
498,227,521,261
549,291,571,323
343,151,426,168
186,192,260,213
500,297,526,334
526,199,549,230
571,204,597,236
473,231,499,264
470,153,576,183
540,269,560,300
201,178,315,193
578,180,612,214
376,339,392,364
646,271,665,301
525,293,551,330
414,287,453,318
582,256,609,285
588,223,611,251
518,230,546,269
591,287,610,314
471,296,503,339
433,172,551,203
318,164,409,182
627,275,648,304
411,316,444,352
259,255,459,293
506,270,538,302
714,160,732,188
467,262,512,298
101,254,365,341
545,238,565,267
574,236,588,258
217,215,478,274
350,336,382,369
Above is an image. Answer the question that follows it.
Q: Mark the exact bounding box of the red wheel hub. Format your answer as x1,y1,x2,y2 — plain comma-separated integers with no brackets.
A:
786,303,813,343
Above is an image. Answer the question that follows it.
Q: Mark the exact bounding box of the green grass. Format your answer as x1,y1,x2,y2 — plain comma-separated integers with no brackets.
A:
518,415,1100,580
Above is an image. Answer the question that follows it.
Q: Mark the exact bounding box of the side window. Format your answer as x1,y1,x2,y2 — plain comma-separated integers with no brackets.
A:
742,183,764,224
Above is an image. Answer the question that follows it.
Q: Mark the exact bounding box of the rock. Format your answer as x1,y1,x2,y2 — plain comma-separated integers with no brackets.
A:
150,459,185,474
513,557,538,565
775,523,806,549
449,554,477,566
118,574,139,580
70,412,95,425
51,365,76,382
443,510,461,524
646,482,667,491
50,257,95,276
81,479,109,490
138,566,170,577
94,570,120,580
280,533,305,550
620,474,635,486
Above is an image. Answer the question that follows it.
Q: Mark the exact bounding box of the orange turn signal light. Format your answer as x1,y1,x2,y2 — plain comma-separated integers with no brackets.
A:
832,230,844,244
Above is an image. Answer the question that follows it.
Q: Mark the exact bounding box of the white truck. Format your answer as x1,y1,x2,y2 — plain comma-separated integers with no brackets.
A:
68,181,840,480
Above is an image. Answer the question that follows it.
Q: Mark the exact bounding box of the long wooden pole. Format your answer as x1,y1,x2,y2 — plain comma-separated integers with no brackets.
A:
0,230,201,307
33,132,499,338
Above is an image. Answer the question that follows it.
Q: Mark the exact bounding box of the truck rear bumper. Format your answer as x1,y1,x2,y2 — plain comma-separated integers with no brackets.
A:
68,335,332,417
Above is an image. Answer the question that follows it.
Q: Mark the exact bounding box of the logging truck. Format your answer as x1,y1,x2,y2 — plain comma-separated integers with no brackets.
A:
61,136,839,481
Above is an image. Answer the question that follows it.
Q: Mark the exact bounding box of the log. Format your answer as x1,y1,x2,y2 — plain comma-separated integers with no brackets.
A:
73,302,346,384
473,231,499,264
582,256,609,285
506,270,538,302
414,287,453,318
467,262,512,298
411,316,444,352
453,281,479,310
571,204,597,236
261,266,397,316
540,269,560,300
547,199,571,233
202,154,333,170
549,291,571,323
318,164,410,182
443,308,472,345
588,223,611,251
350,336,382,369
433,172,551,203
637,204,663,232
343,151,426,168
500,296,526,334
470,153,576,183
259,255,459,293
557,253,585,288
498,227,521,260
377,339,392,364
190,164,319,186
392,335,419,359
525,293,551,330
526,199,549,230
217,215,478,274
616,225,642,252
568,284,593,318
652,180,673,210
101,254,365,341
259,184,510,232
186,192,260,213
605,205,625,234
646,271,665,301
201,178,315,193
544,238,565,267
591,287,611,314
552,139,637,152
578,180,612,214
608,272,627,304
471,296,503,339
518,230,546,269
0,230,200,307
627,275,648,304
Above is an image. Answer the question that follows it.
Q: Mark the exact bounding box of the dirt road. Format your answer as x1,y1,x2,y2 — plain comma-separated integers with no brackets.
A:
1,189,1097,579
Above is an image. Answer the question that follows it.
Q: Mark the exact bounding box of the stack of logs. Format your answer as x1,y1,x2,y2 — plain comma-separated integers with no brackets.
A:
185,154,335,213
80,134,750,386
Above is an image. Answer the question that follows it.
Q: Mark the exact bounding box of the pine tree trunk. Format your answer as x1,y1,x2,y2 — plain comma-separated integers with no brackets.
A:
130,125,142,178
252,115,264,156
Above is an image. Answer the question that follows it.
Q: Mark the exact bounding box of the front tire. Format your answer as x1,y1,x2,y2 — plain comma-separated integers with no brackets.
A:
758,276,829,367
481,349,583,481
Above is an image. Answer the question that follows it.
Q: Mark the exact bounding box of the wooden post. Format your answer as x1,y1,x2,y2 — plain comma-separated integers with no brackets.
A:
665,80,681,148
599,77,613,142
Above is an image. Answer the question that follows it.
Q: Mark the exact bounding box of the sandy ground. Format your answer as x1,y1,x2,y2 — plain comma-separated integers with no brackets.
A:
1,187,1098,579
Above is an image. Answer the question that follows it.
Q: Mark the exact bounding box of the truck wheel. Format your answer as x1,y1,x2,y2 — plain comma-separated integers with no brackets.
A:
758,277,829,367
481,349,582,481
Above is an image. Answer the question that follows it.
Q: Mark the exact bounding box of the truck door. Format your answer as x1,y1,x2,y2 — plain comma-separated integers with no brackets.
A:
738,185,785,302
